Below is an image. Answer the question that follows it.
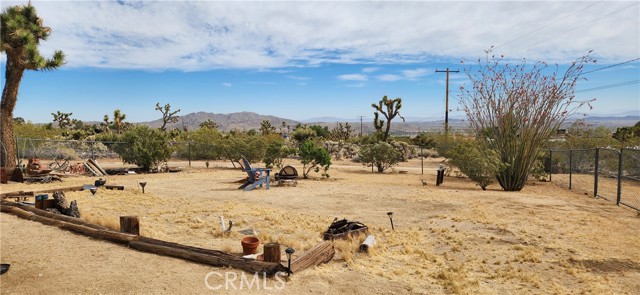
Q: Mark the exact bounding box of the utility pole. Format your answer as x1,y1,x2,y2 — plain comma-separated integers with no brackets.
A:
435,68,459,133
357,116,365,136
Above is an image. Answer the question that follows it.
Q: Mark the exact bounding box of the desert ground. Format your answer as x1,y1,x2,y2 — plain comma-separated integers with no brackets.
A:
1,157,639,294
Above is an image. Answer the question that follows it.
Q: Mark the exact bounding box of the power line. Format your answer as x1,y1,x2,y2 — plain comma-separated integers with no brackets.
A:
575,80,639,93
581,58,640,75
519,2,639,51
496,1,604,50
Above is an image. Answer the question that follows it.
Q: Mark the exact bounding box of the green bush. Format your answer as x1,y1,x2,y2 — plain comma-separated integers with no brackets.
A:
264,141,295,169
115,126,173,171
292,126,316,145
222,134,267,165
299,140,331,178
447,140,506,190
175,128,224,160
356,142,401,173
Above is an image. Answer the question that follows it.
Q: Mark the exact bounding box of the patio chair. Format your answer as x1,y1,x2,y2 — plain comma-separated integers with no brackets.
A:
238,156,272,191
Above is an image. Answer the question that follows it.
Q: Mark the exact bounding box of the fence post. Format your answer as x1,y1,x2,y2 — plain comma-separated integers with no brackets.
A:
421,146,424,175
548,150,552,182
569,150,573,190
188,142,192,168
593,148,599,198
616,149,623,205
15,138,20,165
90,141,95,160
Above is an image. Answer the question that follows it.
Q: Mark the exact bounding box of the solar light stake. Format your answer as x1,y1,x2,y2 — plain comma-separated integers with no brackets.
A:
387,212,395,230
90,188,97,196
285,247,295,277
139,182,147,194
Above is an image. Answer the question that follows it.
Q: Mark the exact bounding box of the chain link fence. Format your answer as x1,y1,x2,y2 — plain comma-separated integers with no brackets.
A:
15,138,230,170
548,147,640,211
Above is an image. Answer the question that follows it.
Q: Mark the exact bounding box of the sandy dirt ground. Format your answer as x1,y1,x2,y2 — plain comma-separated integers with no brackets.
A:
1,158,640,294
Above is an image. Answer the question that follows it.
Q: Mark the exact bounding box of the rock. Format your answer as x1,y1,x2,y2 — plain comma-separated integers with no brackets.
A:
67,200,81,218
51,191,80,217
53,191,69,210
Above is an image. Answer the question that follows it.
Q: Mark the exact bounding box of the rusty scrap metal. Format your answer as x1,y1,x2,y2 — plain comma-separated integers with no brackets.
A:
322,218,368,240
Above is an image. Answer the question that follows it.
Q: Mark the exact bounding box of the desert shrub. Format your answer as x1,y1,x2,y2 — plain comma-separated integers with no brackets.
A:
299,140,331,178
529,151,549,181
114,126,173,171
324,141,359,160
292,126,317,145
447,140,506,190
222,134,267,164
264,141,295,169
390,140,410,161
412,133,436,149
356,142,401,173
175,128,224,160
14,121,63,139
433,133,460,159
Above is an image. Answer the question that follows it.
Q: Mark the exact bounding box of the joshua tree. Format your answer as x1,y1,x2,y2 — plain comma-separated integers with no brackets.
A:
102,114,111,133
372,96,405,142
113,109,127,134
199,119,219,130
51,111,73,129
260,120,276,136
155,102,180,131
1,4,65,167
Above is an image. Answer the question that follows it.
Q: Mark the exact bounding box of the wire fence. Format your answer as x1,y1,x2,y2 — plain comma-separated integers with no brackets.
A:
14,138,640,211
547,147,640,211
15,138,218,169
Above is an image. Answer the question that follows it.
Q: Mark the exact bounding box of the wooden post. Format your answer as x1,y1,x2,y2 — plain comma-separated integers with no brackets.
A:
263,243,281,263
120,216,140,235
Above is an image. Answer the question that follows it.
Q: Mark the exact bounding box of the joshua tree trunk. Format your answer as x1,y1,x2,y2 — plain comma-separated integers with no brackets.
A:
1,61,24,168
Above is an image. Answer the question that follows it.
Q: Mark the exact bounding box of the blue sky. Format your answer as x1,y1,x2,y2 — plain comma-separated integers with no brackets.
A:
2,1,639,123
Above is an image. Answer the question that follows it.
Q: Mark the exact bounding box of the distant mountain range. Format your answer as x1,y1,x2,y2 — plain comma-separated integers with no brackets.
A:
140,111,300,132
137,111,639,134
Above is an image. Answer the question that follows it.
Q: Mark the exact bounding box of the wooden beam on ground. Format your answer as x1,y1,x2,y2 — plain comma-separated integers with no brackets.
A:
290,241,335,273
1,203,139,245
1,199,288,276
129,241,288,276
84,162,100,176
88,159,108,175
1,200,110,230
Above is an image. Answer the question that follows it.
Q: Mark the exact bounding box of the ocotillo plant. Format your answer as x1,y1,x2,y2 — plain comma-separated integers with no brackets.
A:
459,49,595,191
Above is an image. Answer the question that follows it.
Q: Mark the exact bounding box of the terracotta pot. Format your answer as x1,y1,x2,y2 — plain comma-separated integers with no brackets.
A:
241,236,260,255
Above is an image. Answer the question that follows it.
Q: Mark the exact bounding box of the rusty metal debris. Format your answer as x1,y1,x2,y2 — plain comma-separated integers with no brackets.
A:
322,218,369,240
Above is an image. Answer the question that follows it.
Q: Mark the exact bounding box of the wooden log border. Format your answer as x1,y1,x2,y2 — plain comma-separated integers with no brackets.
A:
1,199,292,276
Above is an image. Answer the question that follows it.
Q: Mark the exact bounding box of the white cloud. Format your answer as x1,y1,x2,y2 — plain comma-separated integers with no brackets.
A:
4,1,637,70
377,74,402,82
222,82,232,87
402,68,430,79
287,75,310,81
347,83,366,88
362,67,380,73
338,74,368,81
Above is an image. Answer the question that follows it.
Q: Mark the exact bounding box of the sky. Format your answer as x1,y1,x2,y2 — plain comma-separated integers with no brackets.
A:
1,0,639,124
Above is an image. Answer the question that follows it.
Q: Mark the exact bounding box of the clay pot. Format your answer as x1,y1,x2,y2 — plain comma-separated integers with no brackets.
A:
241,236,260,255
